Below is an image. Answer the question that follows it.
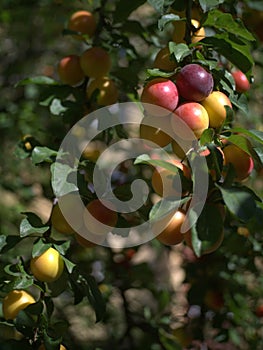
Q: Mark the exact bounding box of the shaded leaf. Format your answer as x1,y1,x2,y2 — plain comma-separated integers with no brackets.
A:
14,310,36,337
62,256,76,274
0,235,21,253
13,276,34,290
201,34,254,73
20,213,49,238
53,240,71,256
203,9,255,42
85,275,106,322
225,128,263,145
16,75,60,87
218,185,258,222
158,13,181,30
32,239,52,258
114,0,145,21
227,134,253,155
43,328,63,350
25,300,43,315
200,128,215,145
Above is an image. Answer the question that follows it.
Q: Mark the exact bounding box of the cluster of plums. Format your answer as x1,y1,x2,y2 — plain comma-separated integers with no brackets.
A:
57,10,118,108
139,60,253,249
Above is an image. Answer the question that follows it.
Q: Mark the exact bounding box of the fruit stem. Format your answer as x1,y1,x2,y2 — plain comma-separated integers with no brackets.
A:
185,0,193,45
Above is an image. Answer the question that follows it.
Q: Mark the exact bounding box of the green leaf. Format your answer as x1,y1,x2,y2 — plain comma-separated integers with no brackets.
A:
53,240,71,256
31,146,58,165
32,239,52,258
69,269,105,321
51,162,79,197
14,310,36,337
24,300,43,315
200,128,215,145
43,329,63,350
203,9,255,42
146,68,174,78
186,201,224,257
114,0,146,21
13,275,34,290
0,235,21,253
218,185,257,223
149,197,188,222
230,93,249,115
169,42,191,63
227,134,252,156
201,34,254,73
225,128,263,145
253,146,263,165
50,320,69,337
20,212,49,238
122,20,146,35
44,297,54,319
148,0,174,14
134,154,180,173
159,328,182,350
199,0,224,12
62,256,76,274
50,98,68,116
16,75,60,87
158,13,181,30
85,275,106,323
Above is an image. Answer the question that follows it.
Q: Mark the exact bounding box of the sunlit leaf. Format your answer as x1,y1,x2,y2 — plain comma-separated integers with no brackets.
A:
203,9,255,42
169,42,191,62
31,146,58,165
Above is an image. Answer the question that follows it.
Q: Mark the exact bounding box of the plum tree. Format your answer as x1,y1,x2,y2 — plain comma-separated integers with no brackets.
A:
30,247,64,283
175,63,214,102
2,290,36,321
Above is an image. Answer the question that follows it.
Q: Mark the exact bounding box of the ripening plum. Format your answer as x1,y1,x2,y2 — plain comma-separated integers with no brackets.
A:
171,102,209,140
175,64,213,102
141,78,179,116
